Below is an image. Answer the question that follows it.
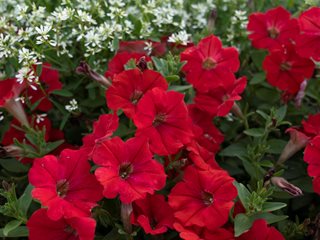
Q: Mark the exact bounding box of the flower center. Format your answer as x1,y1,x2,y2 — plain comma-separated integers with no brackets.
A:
119,163,133,179
268,27,279,39
130,90,143,105
56,179,69,198
152,113,167,127
202,58,217,70
280,62,291,71
201,191,214,206
64,225,77,236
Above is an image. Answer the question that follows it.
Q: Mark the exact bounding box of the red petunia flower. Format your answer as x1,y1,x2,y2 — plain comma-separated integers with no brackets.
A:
304,135,320,195
27,209,96,240
194,76,247,117
131,194,174,235
263,44,314,95
296,7,320,61
23,63,62,112
168,165,237,231
104,52,151,79
133,87,194,156
81,113,119,157
118,40,167,56
188,104,224,154
302,113,320,138
29,149,103,220
174,221,234,240
181,34,239,92
247,6,299,50
92,136,166,203
0,78,29,126
238,219,285,240
106,69,168,118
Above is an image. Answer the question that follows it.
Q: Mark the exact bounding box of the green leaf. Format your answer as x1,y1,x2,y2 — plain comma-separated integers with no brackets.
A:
251,50,267,69
168,85,192,92
244,128,265,137
0,158,29,173
112,37,119,52
45,140,65,153
36,64,43,76
250,72,265,85
275,105,287,122
3,220,22,236
262,202,287,212
51,89,73,97
253,212,288,224
233,182,251,209
266,139,287,154
166,75,180,82
219,141,248,158
0,226,28,237
18,184,33,215
234,213,253,237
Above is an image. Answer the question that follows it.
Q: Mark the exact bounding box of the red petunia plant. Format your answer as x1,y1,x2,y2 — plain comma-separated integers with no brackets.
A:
106,69,168,118
247,6,299,50
295,7,320,61
131,193,174,235
262,43,314,95
181,34,239,92
169,165,237,232
29,149,103,220
27,209,96,240
92,136,167,203
133,87,194,156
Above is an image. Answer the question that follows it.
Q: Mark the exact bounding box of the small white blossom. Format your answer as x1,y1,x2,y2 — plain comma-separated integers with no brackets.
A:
65,99,79,112
35,24,52,44
168,30,190,46
0,112,4,122
36,113,47,124
144,42,153,55
15,67,40,90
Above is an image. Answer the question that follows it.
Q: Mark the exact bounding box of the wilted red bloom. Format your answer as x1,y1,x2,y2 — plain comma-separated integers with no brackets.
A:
263,43,314,94
247,6,299,50
181,34,239,92
131,194,174,235
104,52,151,79
194,76,247,117
106,69,168,118
304,136,320,195
296,7,320,61
168,166,237,231
23,63,62,112
27,209,96,240
119,40,166,56
29,149,103,220
238,219,285,240
0,78,29,126
133,88,194,156
92,136,166,203
188,104,224,154
81,113,119,156
174,220,234,240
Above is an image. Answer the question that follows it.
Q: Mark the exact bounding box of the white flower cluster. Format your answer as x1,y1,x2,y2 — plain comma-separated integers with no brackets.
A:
0,0,236,75
65,99,79,112
168,30,191,46
226,8,248,45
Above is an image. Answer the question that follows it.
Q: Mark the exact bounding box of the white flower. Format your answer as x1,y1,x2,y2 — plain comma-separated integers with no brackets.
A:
168,30,190,46
65,99,79,112
0,112,4,122
35,24,52,44
36,113,47,124
144,42,153,55
15,67,40,90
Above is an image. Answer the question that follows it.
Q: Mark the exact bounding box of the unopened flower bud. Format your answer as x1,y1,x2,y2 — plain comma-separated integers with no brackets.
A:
271,177,303,196
207,8,217,31
2,145,23,158
136,56,148,71
76,61,111,88
121,203,133,234
277,128,310,165
295,79,308,108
